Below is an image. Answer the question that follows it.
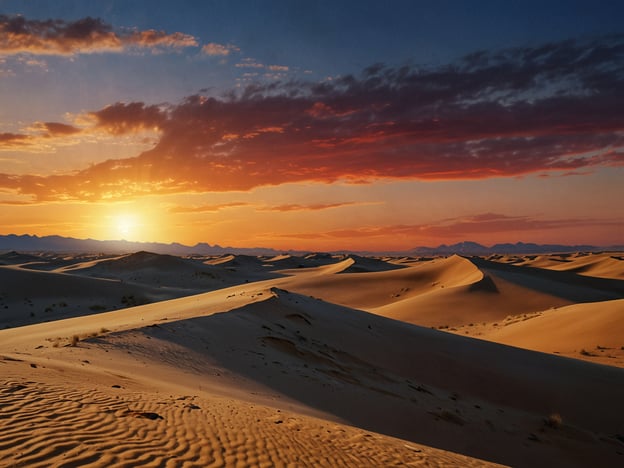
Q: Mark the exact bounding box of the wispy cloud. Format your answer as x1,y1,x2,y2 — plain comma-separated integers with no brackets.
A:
168,202,250,213
32,122,81,136
260,202,359,212
0,132,30,147
0,15,197,55
235,58,265,68
1,34,623,200
201,42,240,56
275,213,622,240
0,121,83,151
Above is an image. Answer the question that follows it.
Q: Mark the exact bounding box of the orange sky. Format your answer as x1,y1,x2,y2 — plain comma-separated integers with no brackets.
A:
1,6,623,251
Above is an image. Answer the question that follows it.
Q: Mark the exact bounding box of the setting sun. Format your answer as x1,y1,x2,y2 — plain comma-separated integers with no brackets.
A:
112,213,140,240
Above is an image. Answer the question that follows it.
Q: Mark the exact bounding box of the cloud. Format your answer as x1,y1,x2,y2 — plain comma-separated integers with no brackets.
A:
275,213,621,240
0,102,167,154
201,42,240,56
89,102,168,135
0,15,197,55
0,121,84,152
260,202,358,212
36,122,81,136
235,58,265,68
0,132,30,147
1,34,624,200
169,202,249,213
234,59,289,72
0,199,36,206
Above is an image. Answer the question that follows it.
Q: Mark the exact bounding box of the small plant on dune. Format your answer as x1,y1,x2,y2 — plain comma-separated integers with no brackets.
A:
544,413,563,429
70,335,80,347
100,327,110,333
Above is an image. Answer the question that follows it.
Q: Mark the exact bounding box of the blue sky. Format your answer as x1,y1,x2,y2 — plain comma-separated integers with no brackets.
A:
3,0,623,110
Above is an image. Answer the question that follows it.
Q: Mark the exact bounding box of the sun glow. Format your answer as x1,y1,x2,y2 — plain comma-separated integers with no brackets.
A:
114,213,139,240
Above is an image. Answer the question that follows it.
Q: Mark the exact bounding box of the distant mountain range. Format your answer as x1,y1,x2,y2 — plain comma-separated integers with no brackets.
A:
0,234,621,256
408,241,623,256
0,234,281,256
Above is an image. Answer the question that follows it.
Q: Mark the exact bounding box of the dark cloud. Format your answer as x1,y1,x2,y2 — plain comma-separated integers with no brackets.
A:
40,122,81,136
2,35,623,200
0,132,30,146
0,122,81,150
90,102,168,135
0,14,197,55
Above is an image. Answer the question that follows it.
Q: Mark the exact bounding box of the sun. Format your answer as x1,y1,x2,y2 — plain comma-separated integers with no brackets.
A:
114,214,138,240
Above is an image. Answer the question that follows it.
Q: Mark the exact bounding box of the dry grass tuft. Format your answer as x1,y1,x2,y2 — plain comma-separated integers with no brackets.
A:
544,412,563,429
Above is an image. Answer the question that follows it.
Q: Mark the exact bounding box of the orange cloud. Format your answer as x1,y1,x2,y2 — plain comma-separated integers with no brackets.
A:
1,35,624,201
202,42,240,56
0,15,197,55
275,214,622,240
169,202,250,213
35,122,81,136
0,133,30,147
0,121,83,152
260,202,359,212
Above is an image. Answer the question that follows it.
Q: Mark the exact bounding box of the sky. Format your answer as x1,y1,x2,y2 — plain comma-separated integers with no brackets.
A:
0,0,623,251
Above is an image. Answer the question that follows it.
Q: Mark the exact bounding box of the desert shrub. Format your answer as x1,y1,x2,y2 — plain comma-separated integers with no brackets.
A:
544,413,563,429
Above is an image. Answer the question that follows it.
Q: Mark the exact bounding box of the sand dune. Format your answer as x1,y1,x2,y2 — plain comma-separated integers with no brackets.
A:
57,250,276,288
280,255,482,310
0,251,283,328
281,254,624,327
0,264,179,328
1,250,623,466
490,252,624,280
468,299,624,367
0,250,48,265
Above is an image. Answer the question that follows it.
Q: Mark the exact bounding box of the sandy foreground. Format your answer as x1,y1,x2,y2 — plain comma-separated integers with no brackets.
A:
1,250,623,467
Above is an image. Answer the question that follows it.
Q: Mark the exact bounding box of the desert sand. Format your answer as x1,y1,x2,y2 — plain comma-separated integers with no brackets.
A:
1,249,623,467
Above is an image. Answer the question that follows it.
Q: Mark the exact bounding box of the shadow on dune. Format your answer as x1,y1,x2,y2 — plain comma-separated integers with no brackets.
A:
467,256,624,302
